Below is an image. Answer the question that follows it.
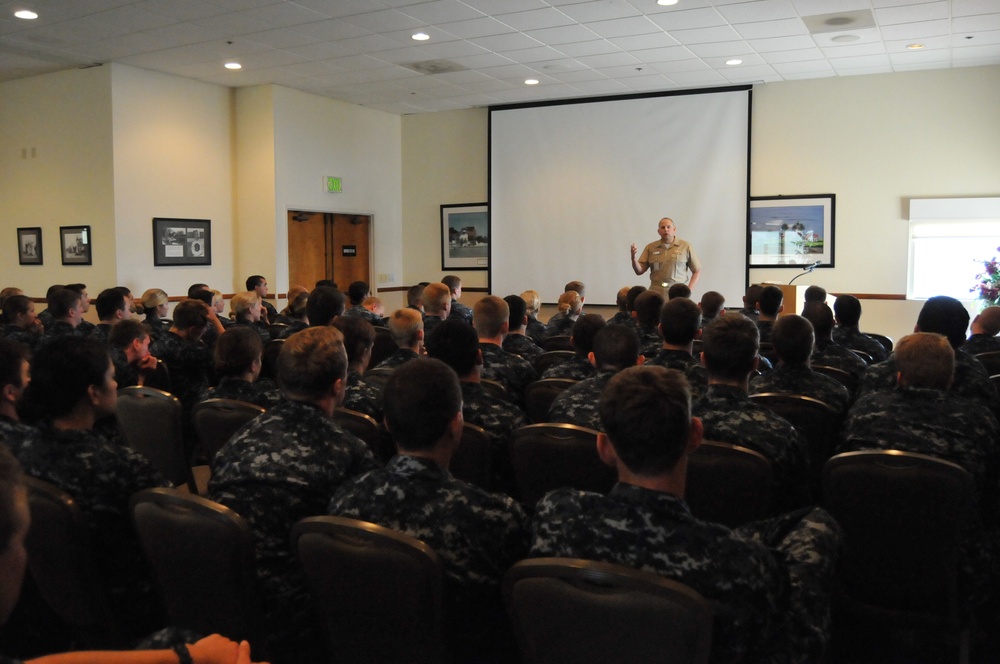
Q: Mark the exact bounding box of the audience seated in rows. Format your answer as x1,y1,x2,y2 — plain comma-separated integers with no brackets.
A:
501,294,544,361
138,288,171,344
645,297,708,400
374,308,423,371
195,326,282,410
443,275,473,325
343,281,383,327
540,314,605,381
545,290,583,338
421,282,451,337
0,296,42,350
632,290,665,358
474,296,537,402
245,275,276,324
802,301,867,382
331,316,383,422
108,319,158,389
519,289,547,343
964,305,1000,355
697,290,725,329
755,285,783,343
230,291,270,345
831,294,888,362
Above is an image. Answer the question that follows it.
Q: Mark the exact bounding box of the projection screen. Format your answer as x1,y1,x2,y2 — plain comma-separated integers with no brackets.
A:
489,86,751,306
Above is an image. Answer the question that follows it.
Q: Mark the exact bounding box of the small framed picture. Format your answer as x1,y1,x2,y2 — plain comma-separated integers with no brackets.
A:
60,225,92,266
749,194,836,268
153,218,212,266
441,203,488,270
17,227,42,265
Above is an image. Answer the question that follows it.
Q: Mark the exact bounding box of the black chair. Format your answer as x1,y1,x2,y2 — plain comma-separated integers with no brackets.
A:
523,378,577,424
749,392,842,486
863,332,893,354
260,339,284,382
541,335,573,352
116,386,196,493
822,450,975,664
812,364,859,394
509,423,613,506
334,407,395,463
532,350,574,375
503,558,713,664
130,488,267,655
685,441,773,527
973,350,1000,376
847,348,874,365
362,367,394,388
370,326,397,369
480,378,509,401
449,422,493,491
267,322,289,339
191,398,265,465
292,516,445,664
142,359,172,392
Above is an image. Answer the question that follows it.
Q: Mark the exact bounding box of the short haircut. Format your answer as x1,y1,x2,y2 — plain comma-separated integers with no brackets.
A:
423,283,451,315
0,288,22,310
48,288,82,319
771,315,815,366
332,316,376,366
108,319,150,350
306,287,345,327
0,339,29,391
571,314,607,357
917,296,971,349
473,296,509,338
895,333,954,389
277,327,348,400
659,297,702,345
0,445,25,557
172,299,211,332
504,295,527,332
833,294,862,327
977,306,1000,336
520,290,540,315
744,284,764,310
804,285,827,303
801,302,834,338
190,289,214,307
0,295,31,325
45,284,65,300
64,283,87,295
425,319,479,377
347,281,369,305
383,358,462,452
616,286,630,311
758,286,784,317
556,290,582,316
315,279,338,289
625,286,647,312
287,291,309,318
599,366,692,475
246,275,265,291
564,281,585,298
667,283,691,300
388,308,423,347
442,275,462,294
406,284,424,308
231,291,261,317
701,314,759,381
699,291,725,319
633,290,664,327
22,337,110,420
95,288,126,320
187,283,209,299
139,288,168,313
214,326,264,377
362,296,382,311
592,325,640,371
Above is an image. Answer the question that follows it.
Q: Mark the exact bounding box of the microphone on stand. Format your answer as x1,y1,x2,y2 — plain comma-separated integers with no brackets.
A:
789,261,823,284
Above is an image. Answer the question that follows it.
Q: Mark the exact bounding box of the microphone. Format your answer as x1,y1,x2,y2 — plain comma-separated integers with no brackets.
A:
789,261,823,284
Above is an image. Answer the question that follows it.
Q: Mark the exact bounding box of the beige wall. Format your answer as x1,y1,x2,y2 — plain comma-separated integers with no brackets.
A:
234,85,277,296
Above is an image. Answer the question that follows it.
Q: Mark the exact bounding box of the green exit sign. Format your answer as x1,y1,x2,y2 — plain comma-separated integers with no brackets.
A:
325,176,343,193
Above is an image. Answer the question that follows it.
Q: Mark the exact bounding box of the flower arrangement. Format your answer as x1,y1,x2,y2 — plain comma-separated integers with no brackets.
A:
972,249,1000,308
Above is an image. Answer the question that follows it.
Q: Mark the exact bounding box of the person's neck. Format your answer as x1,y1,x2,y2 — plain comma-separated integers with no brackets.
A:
661,341,693,354
0,403,19,421
508,329,526,337
617,460,687,499
235,370,256,383
401,446,451,469
479,335,503,346
707,376,749,392
52,405,96,431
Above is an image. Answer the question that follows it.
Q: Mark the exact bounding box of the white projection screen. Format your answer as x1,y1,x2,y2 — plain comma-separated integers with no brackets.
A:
489,86,751,306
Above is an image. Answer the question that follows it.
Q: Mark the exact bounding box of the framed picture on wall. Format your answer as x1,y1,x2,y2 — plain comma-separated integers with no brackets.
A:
59,225,92,265
17,227,42,265
153,218,212,266
749,194,835,268
441,203,488,270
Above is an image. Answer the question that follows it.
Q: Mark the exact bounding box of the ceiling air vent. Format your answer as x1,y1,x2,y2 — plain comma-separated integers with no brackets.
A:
403,60,467,75
801,10,876,35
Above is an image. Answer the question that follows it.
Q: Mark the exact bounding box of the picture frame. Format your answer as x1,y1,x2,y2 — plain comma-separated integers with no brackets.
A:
17,227,42,265
749,194,835,268
441,203,488,270
59,225,92,266
153,218,212,266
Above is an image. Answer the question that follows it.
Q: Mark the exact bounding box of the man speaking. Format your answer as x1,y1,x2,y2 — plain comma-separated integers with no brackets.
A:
630,217,702,296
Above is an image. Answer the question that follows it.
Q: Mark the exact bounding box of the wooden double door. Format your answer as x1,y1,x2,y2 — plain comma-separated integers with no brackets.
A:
287,211,371,291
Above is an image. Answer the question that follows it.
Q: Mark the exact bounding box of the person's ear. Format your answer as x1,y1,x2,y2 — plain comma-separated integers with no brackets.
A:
687,416,704,455
588,351,597,368
475,349,484,366
636,354,645,366
447,410,464,449
596,433,618,468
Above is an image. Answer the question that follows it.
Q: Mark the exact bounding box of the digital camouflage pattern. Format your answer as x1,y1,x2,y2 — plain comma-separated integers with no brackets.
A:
373,347,419,371
546,369,616,431
460,381,527,490
544,312,575,338
448,299,474,324
150,331,213,407
479,342,537,401
750,365,851,416
540,355,596,381
503,333,544,360
342,368,384,422
636,323,662,359
645,348,709,400
811,340,867,380
343,303,384,326
831,326,888,363
525,315,548,343
193,376,283,410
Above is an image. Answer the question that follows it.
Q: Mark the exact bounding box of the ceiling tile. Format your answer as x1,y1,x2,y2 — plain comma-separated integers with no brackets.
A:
523,24,601,45
669,25,743,45
398,0,485,24
647,8,728,32
556,1,642,23
495,8,576,31
715,0,798,24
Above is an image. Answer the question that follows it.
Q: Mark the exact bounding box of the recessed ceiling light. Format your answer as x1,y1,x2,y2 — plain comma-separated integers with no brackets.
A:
657,0,679,6
14,10,38,19
906,43,924,50
725,59,742,66
525,79,539,85
224,62,242,70
830,34,861,43
412,32,430,41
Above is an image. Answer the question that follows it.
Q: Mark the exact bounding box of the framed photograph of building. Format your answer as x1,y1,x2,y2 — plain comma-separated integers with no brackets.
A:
17,227,42,265
441,203,488,270
749,194,835,268
153,218,212,266
59,225,92,265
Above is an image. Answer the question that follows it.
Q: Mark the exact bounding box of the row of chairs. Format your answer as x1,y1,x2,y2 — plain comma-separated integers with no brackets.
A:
21,448,971,664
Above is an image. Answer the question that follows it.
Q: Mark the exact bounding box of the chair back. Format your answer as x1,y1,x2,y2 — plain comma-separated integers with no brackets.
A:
334,407,395,464
685,442,773,527
503,558,713,664
510,424,613,505
449,422,493,491
260,339,284,382
480,378,509,401
370,326,397,369
532,350,574,375
812,364,859,394
130,488,266,651
863,332,893,354
523,378,577,423
292,516,445,664
541,335,573,352
749,392,842,481
267,322,289,339
191,399,265,467
974,351,1000,376
757,342,779,366
23,477,123,647
143,359,172,392
116,386,194,492
362,367,394,388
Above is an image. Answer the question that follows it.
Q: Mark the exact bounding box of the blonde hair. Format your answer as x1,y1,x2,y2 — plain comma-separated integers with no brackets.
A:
520,290,540,316
557,290,582,316
231,291,261,318
210,289,224,309
423,283,451,315
138,288,168,315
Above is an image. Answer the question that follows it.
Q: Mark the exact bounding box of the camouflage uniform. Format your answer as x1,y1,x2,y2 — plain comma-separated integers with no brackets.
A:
0,416,37,456
503,333,544,360
750,365,851,416
693,384,811,509
12,424,170,637
646,348,709,400
343,368,384,421
448,299,474,324
91,322,113,347
110,347,141,389
545,313,575,337
756,319,775,343
607,311,632,326
36,309,53,330
373,347,419,371
831,325,888,362
209,399,378,659
276,319,308,340
1,325,41,351
230,319,270,345
526,315,547,343
479,342,537,401
38,320,84,346
636,323,662,359
541,355,596,381
531,483,842,664
461,381,527,491
811,339,867,379
963,333,1000,356
343,304,384,326
422,314,447,337
738,306,759,321
193,376,283,410
261,299,279,323
77,319,97,337
150,331,213,407
142,316,170,345
547,369,615,431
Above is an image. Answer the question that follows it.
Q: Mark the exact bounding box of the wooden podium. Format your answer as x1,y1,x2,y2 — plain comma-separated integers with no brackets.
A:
759,283,804,316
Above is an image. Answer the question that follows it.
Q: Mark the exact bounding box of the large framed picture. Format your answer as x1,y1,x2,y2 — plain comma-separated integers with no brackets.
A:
60,225,92,265
153,218,211,266
441,203,488,270
749,194,835,268
17,227,42,265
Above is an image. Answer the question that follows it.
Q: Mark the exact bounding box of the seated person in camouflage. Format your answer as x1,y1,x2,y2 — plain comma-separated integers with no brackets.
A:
274,284,308,324
194,326,282,410
520,289,548,343
342,280,384,327
667,283,691,300
329,358,530,661
332,316,383,422
963,305,1000,355
803,285,826,304
0,295,43,351
209,326,378,660
830,294,888,363
443,275,474,324
245,274,276,324
693,314,810,510
108,319,159,389
502,294,544,360
738,284,763,321
302,285,345,330
190,288,229,350
607,286,632,326
545,290,583,338
422,282,452,337
426,320,526,492
151,299,224,411
530,365,842,664
65,283,97,336
840,332,1000,603
138,288,171,345
474,295,537,402
632,290,665,359
646,297,708,400
548,325,643,432
362,296,386,324
0,339,35,453
38,287,86,343
619,285,646,329
93,287,129,346
373,308,424,371
698,290,725,329
229,291,270,345
750,315,851,416
802,302,868,377
34,283,63,331
406,283,425,314
755,286,784,344
540,314,606,381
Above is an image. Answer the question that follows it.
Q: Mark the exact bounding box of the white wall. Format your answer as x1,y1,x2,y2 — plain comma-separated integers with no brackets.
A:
234,85,277,295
